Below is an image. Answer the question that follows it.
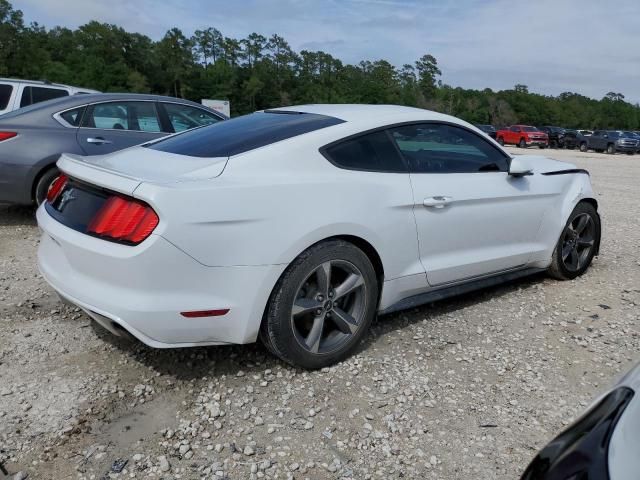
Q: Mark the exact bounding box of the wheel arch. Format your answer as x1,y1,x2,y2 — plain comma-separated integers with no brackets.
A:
31,160,59,202
258,234,386,338
576,197,600,256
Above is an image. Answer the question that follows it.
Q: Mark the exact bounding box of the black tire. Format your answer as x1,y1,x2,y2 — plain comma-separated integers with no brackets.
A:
538,145,546,149
606,143,615,155
260,240,378,369
497,137,505,146
548,202,600,280
550,139,558,149
579,142,587,152
34,167,61,206
518,138,526,148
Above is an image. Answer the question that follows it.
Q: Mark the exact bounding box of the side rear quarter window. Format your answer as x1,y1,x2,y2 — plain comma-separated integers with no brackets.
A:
389,123,510,174
57,106,86,127
322,130,407,172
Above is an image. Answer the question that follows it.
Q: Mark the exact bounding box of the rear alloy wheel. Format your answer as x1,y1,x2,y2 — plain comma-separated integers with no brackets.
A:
34,167,61,206
261,240,378,369
497,137,505,146
606,143,615,154
579,142,588,152
519,138,526,148
548,203,600,280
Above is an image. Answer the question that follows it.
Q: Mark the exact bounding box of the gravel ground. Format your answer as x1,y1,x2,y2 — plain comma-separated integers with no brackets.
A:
1,147,639,480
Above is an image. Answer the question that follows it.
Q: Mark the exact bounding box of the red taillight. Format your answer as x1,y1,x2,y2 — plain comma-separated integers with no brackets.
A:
46,174,68,203
0,132,17,142
87,195,159,245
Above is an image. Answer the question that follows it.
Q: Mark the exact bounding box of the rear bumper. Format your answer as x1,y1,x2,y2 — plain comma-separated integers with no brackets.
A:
36,205,285,347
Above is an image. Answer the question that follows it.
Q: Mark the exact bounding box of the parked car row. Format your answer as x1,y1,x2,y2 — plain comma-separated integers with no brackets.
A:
476,122,639,154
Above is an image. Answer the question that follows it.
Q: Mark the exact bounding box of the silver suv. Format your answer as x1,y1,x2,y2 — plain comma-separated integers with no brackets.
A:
0,78,99,115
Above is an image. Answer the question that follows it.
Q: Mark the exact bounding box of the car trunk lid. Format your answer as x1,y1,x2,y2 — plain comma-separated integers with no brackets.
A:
58,146,229,193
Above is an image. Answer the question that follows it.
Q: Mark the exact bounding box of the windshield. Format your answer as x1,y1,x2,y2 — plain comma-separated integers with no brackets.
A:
522,127,538,132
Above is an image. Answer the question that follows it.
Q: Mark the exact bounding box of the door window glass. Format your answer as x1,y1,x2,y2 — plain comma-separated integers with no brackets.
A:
389,123,510,173
82,102,161,132
163,103,220,132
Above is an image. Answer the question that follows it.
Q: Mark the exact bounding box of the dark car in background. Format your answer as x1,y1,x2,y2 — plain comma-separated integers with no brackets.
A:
0,93,225,205
623,131,640,153
538,126,566,148
563,129,589,151
587,130,638,155
474,124,497,139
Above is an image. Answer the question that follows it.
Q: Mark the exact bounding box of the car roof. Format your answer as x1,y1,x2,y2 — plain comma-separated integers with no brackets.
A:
0,77,98,91
270,104,460,124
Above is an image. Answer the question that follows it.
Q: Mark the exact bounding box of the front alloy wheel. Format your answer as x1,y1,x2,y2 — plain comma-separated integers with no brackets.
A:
548,202,600,280
560,213,596,272
261,240,378,368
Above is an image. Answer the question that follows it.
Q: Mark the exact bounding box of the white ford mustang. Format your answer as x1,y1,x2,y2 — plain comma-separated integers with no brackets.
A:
37,104,601,368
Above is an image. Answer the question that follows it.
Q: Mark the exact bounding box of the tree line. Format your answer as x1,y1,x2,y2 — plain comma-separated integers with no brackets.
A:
1,0,639,128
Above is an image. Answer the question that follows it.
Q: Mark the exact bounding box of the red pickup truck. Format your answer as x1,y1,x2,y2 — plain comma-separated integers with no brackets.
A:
496,125,548,148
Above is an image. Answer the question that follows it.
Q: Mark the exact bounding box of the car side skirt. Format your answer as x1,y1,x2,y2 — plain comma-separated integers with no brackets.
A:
379,267,546,316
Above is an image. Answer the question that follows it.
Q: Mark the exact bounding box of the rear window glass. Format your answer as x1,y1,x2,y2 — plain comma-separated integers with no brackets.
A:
0,84,12,110
147,111,344,157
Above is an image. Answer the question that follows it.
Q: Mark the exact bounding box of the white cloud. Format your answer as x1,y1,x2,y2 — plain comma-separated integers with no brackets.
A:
12,0,640,103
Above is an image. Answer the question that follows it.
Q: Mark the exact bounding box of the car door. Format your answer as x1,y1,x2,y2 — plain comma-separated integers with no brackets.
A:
509,126,521,144
590,131,606,150
77,101,166,155
389,122,550,286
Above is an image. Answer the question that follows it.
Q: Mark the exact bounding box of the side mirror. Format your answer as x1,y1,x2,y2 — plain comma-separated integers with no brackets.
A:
509,157,533,177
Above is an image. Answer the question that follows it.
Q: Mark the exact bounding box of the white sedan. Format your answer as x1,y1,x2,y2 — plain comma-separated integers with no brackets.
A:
37,105,601,368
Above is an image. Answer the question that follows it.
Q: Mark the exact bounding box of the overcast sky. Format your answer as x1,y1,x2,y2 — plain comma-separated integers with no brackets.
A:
13,0,640,103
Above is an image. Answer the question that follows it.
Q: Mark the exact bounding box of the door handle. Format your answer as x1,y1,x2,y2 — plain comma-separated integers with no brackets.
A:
423,196,452,208
86,137,112,145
